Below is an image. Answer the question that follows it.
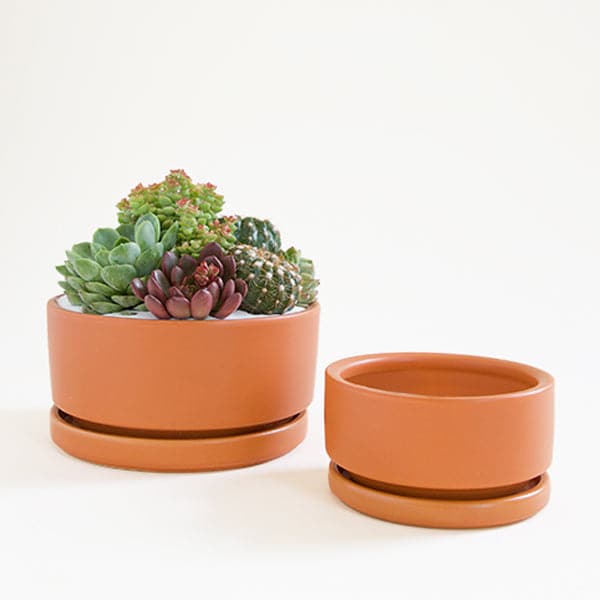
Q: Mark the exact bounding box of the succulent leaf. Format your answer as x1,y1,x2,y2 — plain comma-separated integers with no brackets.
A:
55,265,69,277
220,278,235,303
165,296,191,319
90,242,105,256
92,228,120,250
213,292,243,319
161,223,178,251
160,251,178,276
130,278,148,301
153,242,164,258
72,258,101,282
197,242,225,263
190,289,212,319
135,245,162,277
116,224,135,241
71,242,93,259
147,275,168,303
79,292,109,304
94,248,111,267
179,254,196,276
145,295,170,319
235,278,248,297
111,295,141,308
89,302,121,314
211,281,224,305
109,242,141,265
101,264,137,292
113,236,133,247
85,281,115,296
66,276,86,291
221,255,235,280
135,220,157,250
153,269,170,293
170,265,185,286
65,292,83,306
136,212,161,240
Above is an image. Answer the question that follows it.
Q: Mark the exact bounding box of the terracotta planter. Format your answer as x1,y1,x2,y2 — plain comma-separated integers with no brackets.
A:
325,353,554,528
47,297,319,471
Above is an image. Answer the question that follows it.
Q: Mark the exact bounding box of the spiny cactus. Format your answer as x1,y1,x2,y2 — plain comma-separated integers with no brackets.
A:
282,247,319,307
131,243,248,320
231,216,282,253
233,245,302,314
230,217,318,306
57,214,178,314
116,170,236,255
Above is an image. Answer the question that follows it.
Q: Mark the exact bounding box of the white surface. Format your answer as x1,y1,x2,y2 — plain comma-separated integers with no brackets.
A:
1,1,599,598
55,293,306,319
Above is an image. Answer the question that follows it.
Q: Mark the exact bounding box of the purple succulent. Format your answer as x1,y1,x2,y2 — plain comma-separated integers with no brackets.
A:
130,242,248,320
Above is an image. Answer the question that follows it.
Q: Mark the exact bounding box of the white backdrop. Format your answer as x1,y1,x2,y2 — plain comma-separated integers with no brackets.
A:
1,1,598,598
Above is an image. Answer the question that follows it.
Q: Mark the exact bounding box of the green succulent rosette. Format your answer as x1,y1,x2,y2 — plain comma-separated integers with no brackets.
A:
57,213,177,314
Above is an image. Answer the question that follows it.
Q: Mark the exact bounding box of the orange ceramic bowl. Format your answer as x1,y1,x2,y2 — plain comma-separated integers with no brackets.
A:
48,297,319,471
325,353,554,528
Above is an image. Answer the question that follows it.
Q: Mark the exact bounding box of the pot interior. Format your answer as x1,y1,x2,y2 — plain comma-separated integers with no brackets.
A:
344,357,539,397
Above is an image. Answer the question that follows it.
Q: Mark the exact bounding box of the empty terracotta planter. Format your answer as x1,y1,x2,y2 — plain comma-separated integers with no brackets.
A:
325,353,554,528
47,297,319,471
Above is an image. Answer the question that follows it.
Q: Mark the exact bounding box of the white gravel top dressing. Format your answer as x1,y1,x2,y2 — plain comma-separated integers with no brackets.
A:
56,294,305,320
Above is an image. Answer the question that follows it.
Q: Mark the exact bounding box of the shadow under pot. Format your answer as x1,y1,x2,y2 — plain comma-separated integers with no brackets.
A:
47,298,319,471
325,353,554,529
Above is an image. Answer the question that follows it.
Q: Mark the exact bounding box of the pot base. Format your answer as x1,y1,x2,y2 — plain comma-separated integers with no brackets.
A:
50,406,307,472
328,462,550,529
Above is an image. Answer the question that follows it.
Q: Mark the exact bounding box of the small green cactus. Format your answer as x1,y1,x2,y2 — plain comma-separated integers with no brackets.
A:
231,216,282,253
116,170,236,256
233,245,302,314
57,214,177,314
230,217,318,307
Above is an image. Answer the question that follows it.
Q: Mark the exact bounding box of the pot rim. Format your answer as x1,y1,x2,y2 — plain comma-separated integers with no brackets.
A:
326,352,553,402
49,294,319,325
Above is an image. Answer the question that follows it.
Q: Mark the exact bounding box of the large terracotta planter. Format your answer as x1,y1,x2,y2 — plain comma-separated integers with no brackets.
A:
47,297,319,471
325,353,554,528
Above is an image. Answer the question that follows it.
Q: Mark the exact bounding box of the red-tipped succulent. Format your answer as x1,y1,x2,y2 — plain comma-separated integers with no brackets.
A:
130,242,248,320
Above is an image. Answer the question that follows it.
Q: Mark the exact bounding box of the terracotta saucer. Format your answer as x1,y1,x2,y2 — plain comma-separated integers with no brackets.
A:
50,406,307,472
329,462,550,529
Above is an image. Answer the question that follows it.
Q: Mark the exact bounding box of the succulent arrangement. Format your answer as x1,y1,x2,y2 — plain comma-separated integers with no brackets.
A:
57,170,318,319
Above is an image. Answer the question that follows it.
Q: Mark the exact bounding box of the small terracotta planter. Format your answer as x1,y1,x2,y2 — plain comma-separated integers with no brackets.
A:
325,353,554,528
48,298,319,471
